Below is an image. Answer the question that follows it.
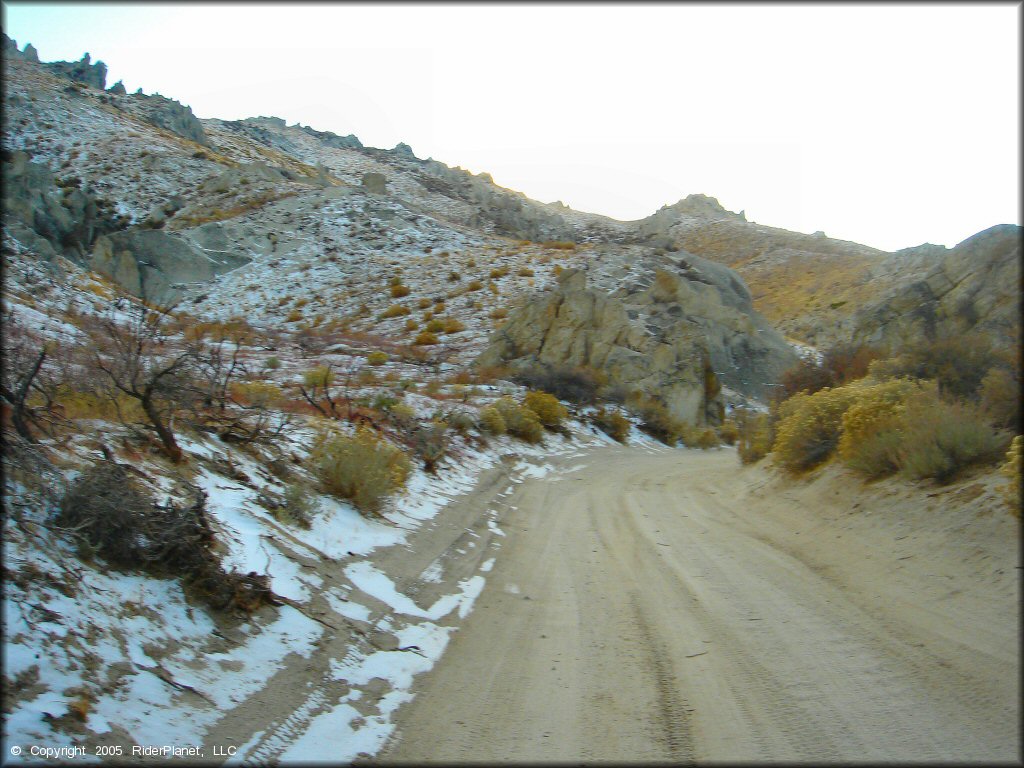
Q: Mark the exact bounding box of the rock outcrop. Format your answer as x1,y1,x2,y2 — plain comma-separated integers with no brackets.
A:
90,228,250,305
849,224,1022,348
477,269,725,426
135,93,209,146
44,51,108,90
1,150,121,264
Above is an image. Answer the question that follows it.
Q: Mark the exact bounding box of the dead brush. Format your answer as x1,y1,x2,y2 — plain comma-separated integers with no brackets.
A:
55,461,275,614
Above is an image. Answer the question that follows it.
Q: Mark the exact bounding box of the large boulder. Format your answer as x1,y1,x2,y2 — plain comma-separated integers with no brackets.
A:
90,229,250,305
477,269,724,425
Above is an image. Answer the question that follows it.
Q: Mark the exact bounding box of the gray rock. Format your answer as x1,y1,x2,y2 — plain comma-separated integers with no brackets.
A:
476,269,724,425
90,228,250,305
362,172,387,194
1,150,116,262
850,224,1021,348
107,79,126,95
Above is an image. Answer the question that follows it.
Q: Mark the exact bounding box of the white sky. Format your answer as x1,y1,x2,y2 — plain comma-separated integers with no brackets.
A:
2,2,1020,251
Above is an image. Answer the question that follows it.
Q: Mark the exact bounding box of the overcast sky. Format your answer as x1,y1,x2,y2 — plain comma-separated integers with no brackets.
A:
2,2,1019,251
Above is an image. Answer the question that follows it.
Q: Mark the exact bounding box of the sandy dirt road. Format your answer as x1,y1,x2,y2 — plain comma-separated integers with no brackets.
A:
373,446,1019,763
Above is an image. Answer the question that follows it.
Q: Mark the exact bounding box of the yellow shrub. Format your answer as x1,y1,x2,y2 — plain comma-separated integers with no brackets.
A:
303,366,334,389
772,385,861,472
379,304,411,319
466,280,483,291
442,318,465,334
425,318,445,333
367,351,389,366
735,410,772,464
417,297,433,309
404,318,419,331
718,420,740,445
285,308,304,322
52,385,145,423
489,266,510,279
413,331,439,345
310,425,411,513
230,381,284,407
1000,435,1021,515
478,406,506,435
591,407,630,443
517,267,535,277
523,391,568,427
495,397,543,443
390,284,411,298
837,378,917,478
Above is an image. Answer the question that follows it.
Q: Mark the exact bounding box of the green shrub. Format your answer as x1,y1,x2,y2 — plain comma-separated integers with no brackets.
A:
264,356,281,370
494,397,543,443
478,405,506,435
310,425,411,513
367,351,388,366
868,334,998,401
524,391,568,427
898,392,1009,484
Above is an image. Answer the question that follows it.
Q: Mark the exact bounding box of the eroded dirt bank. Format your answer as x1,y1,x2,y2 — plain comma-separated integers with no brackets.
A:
371,446,1019,763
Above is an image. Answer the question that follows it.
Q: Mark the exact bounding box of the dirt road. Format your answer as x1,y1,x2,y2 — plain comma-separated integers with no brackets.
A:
373,446,1020,763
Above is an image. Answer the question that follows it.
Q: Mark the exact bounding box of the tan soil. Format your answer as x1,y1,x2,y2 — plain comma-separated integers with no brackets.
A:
371,446,1020,763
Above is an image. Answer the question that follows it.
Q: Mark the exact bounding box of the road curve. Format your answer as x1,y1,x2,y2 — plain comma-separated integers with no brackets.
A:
372,446,1019,763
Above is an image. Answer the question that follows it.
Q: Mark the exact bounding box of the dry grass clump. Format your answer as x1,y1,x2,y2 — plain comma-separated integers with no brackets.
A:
367,351,389,366
517,267,535,277
442,317,465,334
651,269,679,303
379,304,411,319
489,266,510,279
310,425,411,513
425,318,445,333
466,280,484,292
390,284,411,298
542,241,576,250
413,331,439,345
